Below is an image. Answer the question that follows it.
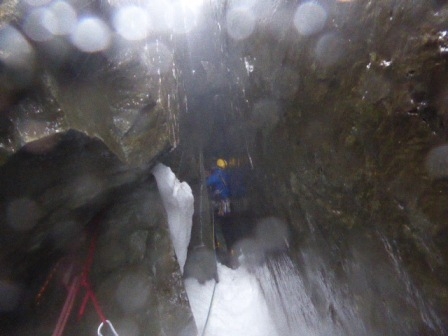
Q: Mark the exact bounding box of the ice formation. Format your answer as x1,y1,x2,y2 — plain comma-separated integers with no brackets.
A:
152,163,194,273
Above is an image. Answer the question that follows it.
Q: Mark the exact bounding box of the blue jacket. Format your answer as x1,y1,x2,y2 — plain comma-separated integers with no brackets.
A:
206,168,231,199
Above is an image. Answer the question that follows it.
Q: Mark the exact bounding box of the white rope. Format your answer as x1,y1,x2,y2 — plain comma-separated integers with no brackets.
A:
201,211,218,336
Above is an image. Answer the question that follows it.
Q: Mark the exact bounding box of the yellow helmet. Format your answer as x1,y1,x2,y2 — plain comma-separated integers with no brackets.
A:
216,158,227,169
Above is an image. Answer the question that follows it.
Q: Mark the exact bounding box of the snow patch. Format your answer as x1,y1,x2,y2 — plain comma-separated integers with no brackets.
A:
185,263,279,336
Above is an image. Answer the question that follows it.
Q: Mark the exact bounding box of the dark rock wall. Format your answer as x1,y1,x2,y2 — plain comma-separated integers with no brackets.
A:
215,0,448,331
0,132,195,336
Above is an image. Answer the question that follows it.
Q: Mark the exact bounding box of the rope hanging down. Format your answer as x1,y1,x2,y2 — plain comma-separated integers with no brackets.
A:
52,214,119,336
201,211,218,336
196,148,219,336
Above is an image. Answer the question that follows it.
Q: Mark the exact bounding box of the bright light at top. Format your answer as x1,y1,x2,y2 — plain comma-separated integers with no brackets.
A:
113,5,150,41
181,0,204,12
166,1,197,34
141,0,204,34
25,0,52,6
145,0,171,32
229,0,256,9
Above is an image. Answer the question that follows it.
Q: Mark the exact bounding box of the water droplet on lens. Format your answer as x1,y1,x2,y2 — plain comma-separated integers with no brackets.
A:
24,8,56,42
114,6,150,41
293,2,327,36
71,17,111,53
48,1,77,35
426,145,448,179
226,7,256,40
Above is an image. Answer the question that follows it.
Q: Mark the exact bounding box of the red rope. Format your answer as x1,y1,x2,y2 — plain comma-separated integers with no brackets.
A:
51,276,81,336
51,213,108,336
77,224,107,323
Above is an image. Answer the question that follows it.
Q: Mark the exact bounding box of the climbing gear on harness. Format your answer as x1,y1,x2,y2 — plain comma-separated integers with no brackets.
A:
217,168,231,217
51,213,119,336
217,199,231,216
98,320,119,336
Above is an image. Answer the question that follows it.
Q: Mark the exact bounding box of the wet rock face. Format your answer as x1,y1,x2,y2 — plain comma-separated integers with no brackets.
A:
0,132,195,336
216,0,448,331
88,190,195,336
0,0,181,167
3,0,448,334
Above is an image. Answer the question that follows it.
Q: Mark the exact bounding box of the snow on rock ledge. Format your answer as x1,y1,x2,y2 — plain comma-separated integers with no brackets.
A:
152,163,194,273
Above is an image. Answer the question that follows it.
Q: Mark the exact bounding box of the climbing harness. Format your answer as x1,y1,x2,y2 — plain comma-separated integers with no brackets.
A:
217,168,231,216
51,214,119,336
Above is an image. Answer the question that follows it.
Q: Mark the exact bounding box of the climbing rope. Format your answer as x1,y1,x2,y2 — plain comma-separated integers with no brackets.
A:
197,147,220,336
201,211,219,336
52,213,119,336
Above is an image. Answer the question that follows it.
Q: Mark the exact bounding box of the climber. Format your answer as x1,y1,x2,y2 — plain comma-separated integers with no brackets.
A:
206,158,231,216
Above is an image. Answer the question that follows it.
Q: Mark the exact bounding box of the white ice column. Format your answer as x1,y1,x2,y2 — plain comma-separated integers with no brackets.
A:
152,163,194,273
